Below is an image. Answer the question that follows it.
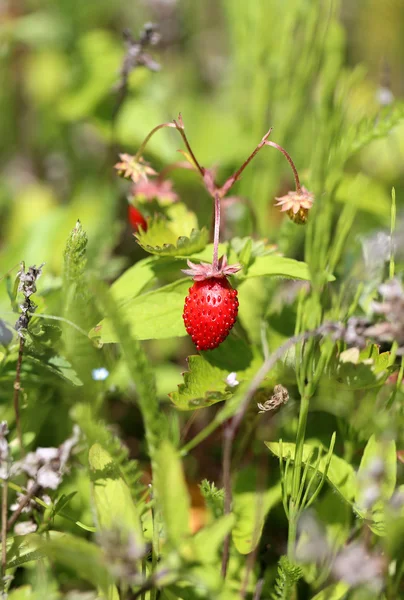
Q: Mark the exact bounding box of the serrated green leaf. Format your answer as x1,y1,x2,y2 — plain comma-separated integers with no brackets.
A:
90,279,190,343
24,352,83,386
191,514,235,564
155,440,191,546
169,339,262,410
136,224,209,257
135,203,208,257
232,468,281,554
266,441,355,504
89,443,143,539
169,355,231,410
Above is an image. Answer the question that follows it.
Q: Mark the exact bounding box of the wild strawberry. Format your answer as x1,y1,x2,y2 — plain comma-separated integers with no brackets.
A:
128,205,147,232
182,256,241,351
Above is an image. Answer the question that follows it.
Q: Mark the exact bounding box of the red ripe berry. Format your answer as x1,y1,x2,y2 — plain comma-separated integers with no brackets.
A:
183,277,239,351
128,205,147,232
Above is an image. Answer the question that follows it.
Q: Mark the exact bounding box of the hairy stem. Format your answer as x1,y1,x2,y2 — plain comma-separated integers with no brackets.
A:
173,115,205,179
265,141,302,193
213,192,221,271
13,336,25,456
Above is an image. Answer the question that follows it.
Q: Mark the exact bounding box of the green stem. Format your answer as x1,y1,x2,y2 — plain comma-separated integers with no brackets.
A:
150,504,159,600
287,393,310,558
179,419,220,456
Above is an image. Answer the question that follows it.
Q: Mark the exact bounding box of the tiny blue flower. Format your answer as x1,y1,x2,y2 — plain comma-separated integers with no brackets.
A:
92,367,110,382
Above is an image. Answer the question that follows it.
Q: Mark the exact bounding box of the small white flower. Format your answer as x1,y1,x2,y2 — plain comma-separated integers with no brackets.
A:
92,367,110,381
14,521,38,536
226,372,239,387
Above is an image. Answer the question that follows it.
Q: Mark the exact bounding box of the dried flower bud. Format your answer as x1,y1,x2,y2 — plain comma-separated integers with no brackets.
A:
274,187,314,224
15,263,44,332
257,384,289,413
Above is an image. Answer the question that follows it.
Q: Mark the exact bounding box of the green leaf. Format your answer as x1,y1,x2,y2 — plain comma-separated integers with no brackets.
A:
24,351,83,386
92,282,161,461
90,279,190,343
154,440,191,547
265,441,356,503
355,435,397,535
237,255,334,282
238,238,253,270
76,404,146,510
310,582,349,600
6,550,47,570
356,435,397,503
169,354,231,410
40,532,114,594
336,174,391,219
232,468,281,554
110,256,159,306
330,345,391,391
317,488,351,548
135,204,208,257
191,514,235,564
89,443,143,539
136,224,209,257
169,339,262,410
7,587,35,600
237,277,271,345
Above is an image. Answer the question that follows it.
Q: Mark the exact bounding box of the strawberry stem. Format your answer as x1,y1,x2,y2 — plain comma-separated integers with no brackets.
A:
265,140,302,193
172,114,205,179
212,192,221,271
220,128,273,197
134,122,176,162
